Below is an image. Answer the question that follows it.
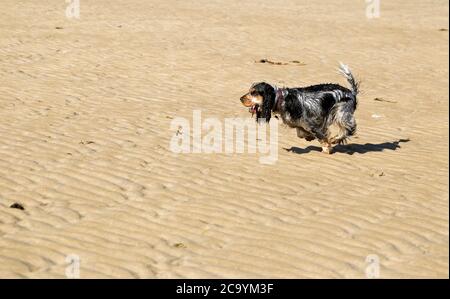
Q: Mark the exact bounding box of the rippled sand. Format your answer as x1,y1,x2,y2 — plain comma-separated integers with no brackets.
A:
0,0,448,278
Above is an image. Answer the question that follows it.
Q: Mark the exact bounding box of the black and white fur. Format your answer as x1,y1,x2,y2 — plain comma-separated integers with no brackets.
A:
240,63,360,154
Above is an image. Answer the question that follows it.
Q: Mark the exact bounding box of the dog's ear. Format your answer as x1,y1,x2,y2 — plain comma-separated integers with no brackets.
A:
259,84,275,123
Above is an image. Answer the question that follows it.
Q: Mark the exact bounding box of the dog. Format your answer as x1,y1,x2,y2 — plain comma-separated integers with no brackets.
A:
239,63,359,154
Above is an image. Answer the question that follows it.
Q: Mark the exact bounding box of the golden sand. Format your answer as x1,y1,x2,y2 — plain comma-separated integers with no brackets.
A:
0,0,448,278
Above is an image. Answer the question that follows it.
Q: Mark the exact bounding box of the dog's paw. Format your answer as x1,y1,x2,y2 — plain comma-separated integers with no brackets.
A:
321,146,332,154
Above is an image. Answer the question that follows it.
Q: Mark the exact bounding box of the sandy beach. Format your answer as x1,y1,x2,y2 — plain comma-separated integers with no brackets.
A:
0,0,448,278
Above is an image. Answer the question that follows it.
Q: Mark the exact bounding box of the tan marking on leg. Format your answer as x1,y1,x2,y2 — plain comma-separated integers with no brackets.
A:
320,140,333,154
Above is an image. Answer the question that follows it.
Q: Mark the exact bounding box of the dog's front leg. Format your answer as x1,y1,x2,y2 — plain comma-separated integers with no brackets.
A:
296,127,315,141
296,127,308,139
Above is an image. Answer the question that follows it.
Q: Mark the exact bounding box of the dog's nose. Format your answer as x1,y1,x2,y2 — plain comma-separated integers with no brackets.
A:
240,96,245,103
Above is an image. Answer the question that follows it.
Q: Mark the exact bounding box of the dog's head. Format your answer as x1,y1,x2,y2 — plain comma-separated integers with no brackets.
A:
239,82,276,123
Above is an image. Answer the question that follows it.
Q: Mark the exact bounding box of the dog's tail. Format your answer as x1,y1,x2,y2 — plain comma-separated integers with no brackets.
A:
338,63,359,97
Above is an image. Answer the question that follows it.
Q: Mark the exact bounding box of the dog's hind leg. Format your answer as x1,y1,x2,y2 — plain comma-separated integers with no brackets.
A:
309,127,332,154
330,115,356,145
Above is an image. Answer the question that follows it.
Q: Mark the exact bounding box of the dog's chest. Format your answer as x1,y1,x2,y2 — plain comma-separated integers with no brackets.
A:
280,111,301,128
279,111,313,135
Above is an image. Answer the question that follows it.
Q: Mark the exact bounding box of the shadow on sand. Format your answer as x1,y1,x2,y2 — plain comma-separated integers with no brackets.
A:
284,139,410,155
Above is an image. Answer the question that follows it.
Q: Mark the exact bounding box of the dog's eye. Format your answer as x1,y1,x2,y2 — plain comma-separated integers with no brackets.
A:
250,91,257,96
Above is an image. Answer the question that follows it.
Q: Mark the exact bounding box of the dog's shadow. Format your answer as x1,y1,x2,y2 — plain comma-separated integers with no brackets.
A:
284,138,410,155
